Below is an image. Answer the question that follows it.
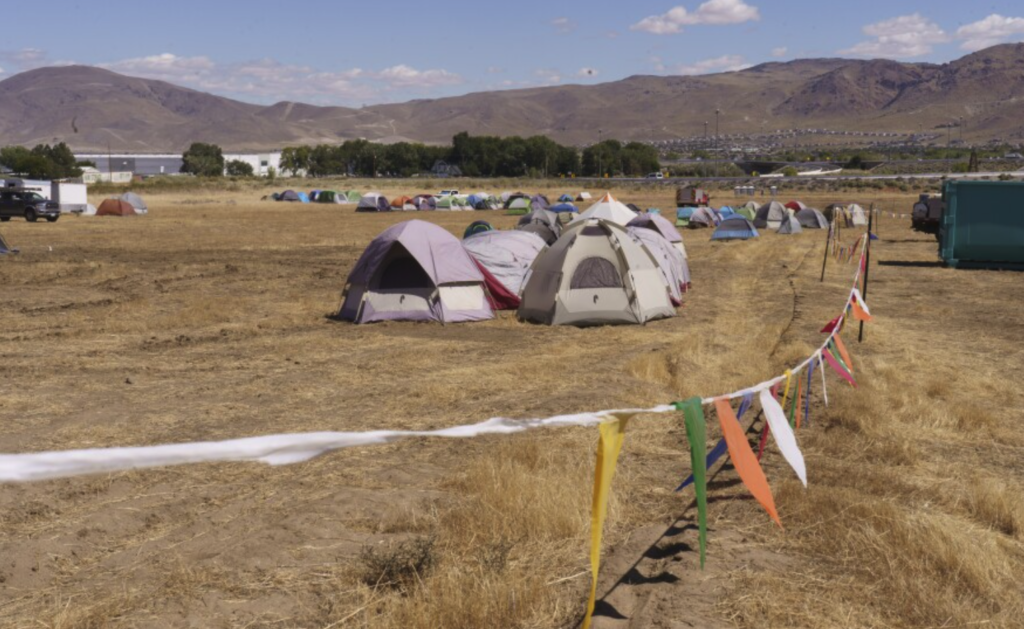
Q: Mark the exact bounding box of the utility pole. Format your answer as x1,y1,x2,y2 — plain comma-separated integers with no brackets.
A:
715,109,720,178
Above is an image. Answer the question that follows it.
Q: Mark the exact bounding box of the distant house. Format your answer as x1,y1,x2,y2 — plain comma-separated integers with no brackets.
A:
222,152,284,177
431,160,462,177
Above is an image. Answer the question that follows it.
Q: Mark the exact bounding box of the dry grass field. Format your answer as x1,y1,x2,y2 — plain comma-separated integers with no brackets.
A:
1,180,1022,628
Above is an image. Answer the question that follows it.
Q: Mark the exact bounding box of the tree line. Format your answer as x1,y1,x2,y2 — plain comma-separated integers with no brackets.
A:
0,143,87,179
180,134,662,178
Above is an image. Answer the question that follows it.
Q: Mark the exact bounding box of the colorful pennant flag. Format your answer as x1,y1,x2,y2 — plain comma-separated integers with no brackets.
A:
715,398,781,527
678,398,708,569
759,389,808,487
823,348,857,388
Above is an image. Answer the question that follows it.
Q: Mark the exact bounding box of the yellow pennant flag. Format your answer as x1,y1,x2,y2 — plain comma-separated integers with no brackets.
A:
582,414,632,629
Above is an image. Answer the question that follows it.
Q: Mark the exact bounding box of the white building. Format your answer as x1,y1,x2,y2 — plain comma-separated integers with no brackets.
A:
223,152,284,177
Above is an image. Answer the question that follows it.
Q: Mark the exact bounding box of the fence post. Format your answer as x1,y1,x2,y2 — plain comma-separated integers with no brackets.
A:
859,205,874,343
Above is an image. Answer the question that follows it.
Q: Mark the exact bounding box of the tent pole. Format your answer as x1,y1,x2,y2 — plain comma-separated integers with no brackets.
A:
859,204,874,343
819,220,832,282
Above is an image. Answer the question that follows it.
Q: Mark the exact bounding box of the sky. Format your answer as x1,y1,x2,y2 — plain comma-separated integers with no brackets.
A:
2,0,1024,107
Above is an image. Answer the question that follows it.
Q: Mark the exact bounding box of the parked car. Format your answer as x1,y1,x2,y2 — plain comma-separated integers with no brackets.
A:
438,189,460,197
646,172,664,179
0,189,61,222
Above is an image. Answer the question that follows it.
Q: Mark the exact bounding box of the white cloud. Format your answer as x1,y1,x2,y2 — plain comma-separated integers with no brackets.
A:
840,13,948,58
663,54,751,75
631,0,760,35
377,64,462,88
577,67,599,78
956,14,1024,51
552,16,576,33
534,68,563,84
486,66,505,74
771,46,787,57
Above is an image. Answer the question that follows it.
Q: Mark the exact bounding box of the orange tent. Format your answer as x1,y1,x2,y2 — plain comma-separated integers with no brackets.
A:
97,199,137,217
390,195,415,209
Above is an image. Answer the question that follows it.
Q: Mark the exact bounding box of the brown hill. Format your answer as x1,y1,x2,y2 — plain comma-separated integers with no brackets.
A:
2,45,1024,151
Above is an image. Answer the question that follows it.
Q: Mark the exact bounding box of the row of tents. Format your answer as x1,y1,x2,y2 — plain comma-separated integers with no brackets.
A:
271,189,594,213
677,200,867,230
337,194,692,327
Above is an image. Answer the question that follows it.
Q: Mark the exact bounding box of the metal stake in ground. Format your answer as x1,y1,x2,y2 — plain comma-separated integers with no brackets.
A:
820,219,833,282
859,204,874,343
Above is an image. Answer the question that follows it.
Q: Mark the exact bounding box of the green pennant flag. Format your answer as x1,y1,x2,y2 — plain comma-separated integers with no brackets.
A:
676,397,707,569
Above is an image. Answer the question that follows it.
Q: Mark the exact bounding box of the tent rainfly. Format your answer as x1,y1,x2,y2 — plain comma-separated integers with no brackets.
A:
796,208,829,228
357,193,390,212
687,207,718,228
711,216,759,241
627,226,689,304
119,192,148,214
572,193,637,226
97,199,137,216
754,201,788,229
518,219,676,326
338,220,494,323
627,212,688,259
777,212,803,234
462,230,547,309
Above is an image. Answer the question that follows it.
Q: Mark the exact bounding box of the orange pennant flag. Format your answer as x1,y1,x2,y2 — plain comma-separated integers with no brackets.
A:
714,398,782,527
851,300,873,322
833,334,854,375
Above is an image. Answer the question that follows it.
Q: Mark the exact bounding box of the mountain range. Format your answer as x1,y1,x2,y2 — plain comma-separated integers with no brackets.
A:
1,44,1023,152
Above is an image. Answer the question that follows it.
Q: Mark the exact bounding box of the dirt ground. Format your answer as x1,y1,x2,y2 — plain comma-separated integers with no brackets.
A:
1,181,1022,628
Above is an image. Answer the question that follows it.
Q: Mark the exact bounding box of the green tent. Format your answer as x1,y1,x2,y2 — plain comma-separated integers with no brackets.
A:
345,190,362,202
318,190,340,203
436,196,456,210
506,197,532,215
735,201,757,221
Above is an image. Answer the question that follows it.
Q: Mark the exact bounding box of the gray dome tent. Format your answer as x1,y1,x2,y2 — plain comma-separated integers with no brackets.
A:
119,192,148,214
754,201,787,229
795,208,829,229
777,211,803,234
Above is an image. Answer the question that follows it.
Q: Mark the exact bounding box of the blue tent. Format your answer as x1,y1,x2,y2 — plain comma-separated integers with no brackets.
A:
467,194,487,207
718,206,736,219
677,207,696,220
646,208,661,215
711,216,759,240
297,192,310,203
309,190,321,202
558,193,574,202
549,202,578,213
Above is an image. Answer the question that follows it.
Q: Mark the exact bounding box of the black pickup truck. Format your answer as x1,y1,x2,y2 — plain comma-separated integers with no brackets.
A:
0,189,61,222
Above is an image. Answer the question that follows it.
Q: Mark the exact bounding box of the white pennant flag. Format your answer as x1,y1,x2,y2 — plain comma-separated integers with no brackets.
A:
759,389,808,486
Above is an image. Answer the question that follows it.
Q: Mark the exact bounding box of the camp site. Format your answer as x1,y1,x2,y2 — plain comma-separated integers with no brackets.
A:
3,4,1024,628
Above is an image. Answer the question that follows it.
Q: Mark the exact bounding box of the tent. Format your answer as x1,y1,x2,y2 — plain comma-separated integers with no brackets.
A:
462,230,547,309
576,192,592,201
338,220,494,324
822,203,845,222
452,195,472,210
297,192,311,203
675,206,695,227
518,219,676,326
467,193,488,208
474,195,500,210
309,190,321,202
718,206,736,219
627,212,688,259
413,195,436,211
357,192,390,212
572,192,636,226
506,197,532,215
345,190,362,203
754,201,788,229
849,204,868,226
464,220,494,239
530,194,550,210
82,204,97,216
503,192,528,207
318,190,343,204
97,198,137,216
687,207,718,228
711,216,759,241
517,209,561,245
0,230,17,254
391,196,417,211
558,193,574,203
627,227,689,304
777,212,803,234
549,202,578,214
436,196,457,211
119,192,148,214
278,190,300,202
735,201,758,221
796,208,829,229
784,200,807,211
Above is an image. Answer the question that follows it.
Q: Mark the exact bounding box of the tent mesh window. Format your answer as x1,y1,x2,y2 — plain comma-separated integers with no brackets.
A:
570,257,622,289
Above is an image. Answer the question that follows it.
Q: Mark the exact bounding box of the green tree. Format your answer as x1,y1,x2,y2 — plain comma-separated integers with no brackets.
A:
226,159,255,177
180,142,225,176
280,146,311,176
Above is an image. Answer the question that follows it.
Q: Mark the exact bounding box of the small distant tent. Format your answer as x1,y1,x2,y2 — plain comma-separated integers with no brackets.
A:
687,207,718,228
297,192,311,203
627,213,688,259
627,227,688,305
507,197,532,215
711,216,759,241
576,192,592,201
479,195,501,210
338,220,494,324
452,196,472,210
531,194,550,210
735,201,758,221
345,190,362,203
558,193,574,202
784,200,807,212
413,195,436,211
318,190,343,204
849,204,869,226
823,203,846,222
718,206,736,219
754,201,788,229
357,192,390,212
517,209,562,245
777,212,803,234
119,192,148,214
97,198,137,216
82,204,97,216
391,196,417,211
467,193,488,208
0,230,17,254
549,202,578,214
518,219,676,326
310,190,321,202
278,190,300,202
463,220,494,239
436,196,457,211
572,193,637,226
504,192,528,207
796,208,829,228
676,206,696,227
463,230,547,309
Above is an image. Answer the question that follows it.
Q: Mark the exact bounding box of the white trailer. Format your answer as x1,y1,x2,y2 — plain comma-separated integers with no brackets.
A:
51,181,88,213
